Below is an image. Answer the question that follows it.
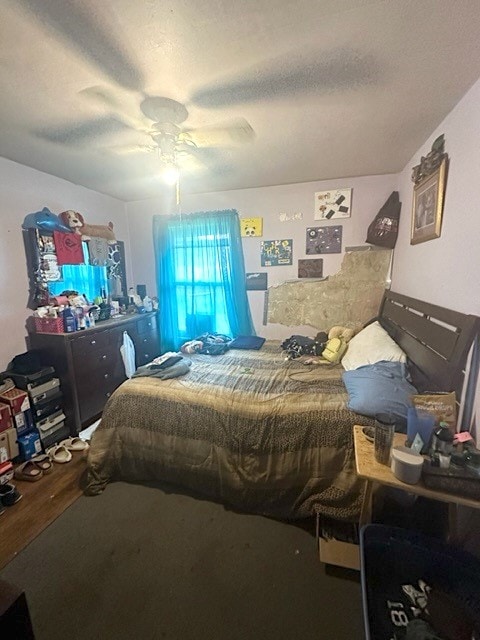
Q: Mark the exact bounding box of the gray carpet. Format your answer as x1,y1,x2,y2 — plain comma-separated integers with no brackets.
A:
0,482,365,640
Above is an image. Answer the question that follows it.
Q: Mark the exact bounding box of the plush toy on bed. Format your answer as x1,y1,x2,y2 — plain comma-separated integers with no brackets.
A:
322,326,355,363
304,326,355,365
59,210,116,243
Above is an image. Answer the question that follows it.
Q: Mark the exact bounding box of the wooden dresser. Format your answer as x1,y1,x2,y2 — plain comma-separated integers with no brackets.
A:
28,312,160,435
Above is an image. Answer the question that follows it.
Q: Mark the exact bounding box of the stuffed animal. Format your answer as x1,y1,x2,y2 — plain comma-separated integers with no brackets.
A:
328,326,355,343
22,207,72,233
303,326,356,365
59,210,116,243
322,326,356,364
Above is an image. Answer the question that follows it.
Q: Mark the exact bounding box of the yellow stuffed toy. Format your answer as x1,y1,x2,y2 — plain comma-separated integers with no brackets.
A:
322,326,355,363
303,326,355,365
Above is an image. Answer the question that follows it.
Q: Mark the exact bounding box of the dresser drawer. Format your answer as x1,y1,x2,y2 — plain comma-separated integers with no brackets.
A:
77,368,125,424
135,336,160,366
136,315,157,335
72,344,119,373
70,330,111,357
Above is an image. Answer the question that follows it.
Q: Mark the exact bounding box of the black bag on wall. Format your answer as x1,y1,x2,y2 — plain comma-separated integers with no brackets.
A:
366,191,401,249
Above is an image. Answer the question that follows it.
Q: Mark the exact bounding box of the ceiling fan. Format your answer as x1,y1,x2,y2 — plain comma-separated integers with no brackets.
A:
37,86,255,177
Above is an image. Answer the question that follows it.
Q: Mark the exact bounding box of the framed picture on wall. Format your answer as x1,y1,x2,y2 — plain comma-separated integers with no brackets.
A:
314,188,352,220
246,272,268,290
240,217,263,237
411,157,448,245
260,239,293,266
306,225,342,254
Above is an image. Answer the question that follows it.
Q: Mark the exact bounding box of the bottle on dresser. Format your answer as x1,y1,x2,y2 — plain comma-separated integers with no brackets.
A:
62,306,76,333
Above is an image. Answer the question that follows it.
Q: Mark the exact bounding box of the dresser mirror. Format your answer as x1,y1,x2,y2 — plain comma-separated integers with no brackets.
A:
23,228,127,309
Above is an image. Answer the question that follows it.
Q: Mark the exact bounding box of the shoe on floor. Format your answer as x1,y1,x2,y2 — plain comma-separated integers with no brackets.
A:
59,437,89,452
0,483,23,506
15,460,44,482
31,454,54,474
46,445,72,464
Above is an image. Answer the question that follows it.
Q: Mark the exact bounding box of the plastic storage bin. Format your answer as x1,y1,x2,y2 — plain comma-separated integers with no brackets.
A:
360,525,480,639
33,317,64,333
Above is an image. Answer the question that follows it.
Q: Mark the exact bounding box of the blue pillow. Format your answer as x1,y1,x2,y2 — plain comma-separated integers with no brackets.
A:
342,361,417,430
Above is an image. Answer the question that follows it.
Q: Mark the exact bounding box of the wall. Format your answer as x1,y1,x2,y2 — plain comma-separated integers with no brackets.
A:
0,157,129,370
127,173,398,339
392,76,480,436
392,76,480,315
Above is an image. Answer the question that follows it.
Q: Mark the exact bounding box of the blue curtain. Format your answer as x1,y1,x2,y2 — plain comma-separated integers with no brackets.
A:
153,209,254,351
49,242,108,303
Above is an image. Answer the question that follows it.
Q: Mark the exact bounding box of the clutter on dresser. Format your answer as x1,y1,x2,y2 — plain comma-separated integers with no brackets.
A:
22,211,128,311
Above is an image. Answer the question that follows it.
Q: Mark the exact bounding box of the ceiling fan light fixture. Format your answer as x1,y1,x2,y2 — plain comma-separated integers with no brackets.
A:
161,163,180,186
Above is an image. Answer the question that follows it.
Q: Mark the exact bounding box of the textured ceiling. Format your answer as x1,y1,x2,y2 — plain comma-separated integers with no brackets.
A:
1,0,480,201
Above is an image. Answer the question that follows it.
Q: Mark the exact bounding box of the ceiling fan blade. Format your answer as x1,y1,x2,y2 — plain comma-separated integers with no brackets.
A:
185,118,255,147
103,143,155,155
13,0,144,92
80,86,151,132
190,48,378,108
33,116,132,146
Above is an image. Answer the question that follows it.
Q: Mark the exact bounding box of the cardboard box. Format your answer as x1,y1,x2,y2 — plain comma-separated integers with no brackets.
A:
3,428,19,461
0,402,12,433
37,411,66,442
17,430,42,461
14,409,35,436
318,537,360,571
0,388,30,415
0,460,14,485
0,431,9,463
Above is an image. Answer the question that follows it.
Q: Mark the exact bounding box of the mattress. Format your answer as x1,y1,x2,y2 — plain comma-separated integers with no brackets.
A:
85,342,370,519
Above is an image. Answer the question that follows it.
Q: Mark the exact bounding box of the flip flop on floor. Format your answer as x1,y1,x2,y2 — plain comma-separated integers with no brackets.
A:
59,437,89,452
46,445,72,464
14,460,44,482
31,454,53,474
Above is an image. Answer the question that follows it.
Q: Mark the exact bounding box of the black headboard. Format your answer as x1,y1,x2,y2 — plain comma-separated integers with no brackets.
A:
379,290,480,401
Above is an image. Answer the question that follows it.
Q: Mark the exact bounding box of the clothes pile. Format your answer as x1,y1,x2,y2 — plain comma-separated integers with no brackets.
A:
281,332,328,360
180,333,231,356
133,352,191,380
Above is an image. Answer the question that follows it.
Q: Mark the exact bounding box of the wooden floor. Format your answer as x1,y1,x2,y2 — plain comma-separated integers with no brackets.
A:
0,454,86,570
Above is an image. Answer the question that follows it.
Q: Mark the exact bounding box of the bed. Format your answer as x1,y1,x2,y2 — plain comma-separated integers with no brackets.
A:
85,290,479,520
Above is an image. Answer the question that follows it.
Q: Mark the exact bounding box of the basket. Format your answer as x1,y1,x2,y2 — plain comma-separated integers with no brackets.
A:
34,316,64,334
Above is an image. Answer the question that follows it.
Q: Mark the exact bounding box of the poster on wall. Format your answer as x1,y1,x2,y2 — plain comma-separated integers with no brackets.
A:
306,226,342,254
240,217,263,237
246,272,268,290
260,239,293,266
298,259,324,279
314,188,352,220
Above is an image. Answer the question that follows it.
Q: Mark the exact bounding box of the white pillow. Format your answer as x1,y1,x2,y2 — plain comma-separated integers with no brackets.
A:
342,321,406,371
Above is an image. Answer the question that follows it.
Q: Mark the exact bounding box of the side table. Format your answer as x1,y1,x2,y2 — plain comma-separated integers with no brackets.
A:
353,424,480,534
318,426,480,571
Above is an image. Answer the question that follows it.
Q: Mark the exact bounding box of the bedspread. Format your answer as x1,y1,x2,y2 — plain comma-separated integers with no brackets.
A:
85,342,370,519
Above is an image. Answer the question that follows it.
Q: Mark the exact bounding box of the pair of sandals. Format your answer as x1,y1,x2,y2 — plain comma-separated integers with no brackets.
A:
14,437,89,481
0,483,22,515
14,454,53,482
47,436,89,465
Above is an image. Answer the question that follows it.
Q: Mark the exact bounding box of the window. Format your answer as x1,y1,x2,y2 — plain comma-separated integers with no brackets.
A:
154,210,254,350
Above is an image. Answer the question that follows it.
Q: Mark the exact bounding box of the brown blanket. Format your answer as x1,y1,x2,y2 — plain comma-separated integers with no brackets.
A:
85,342,370,519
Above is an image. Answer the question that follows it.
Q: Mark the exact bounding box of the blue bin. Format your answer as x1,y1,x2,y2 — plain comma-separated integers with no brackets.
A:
360,525,480,639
